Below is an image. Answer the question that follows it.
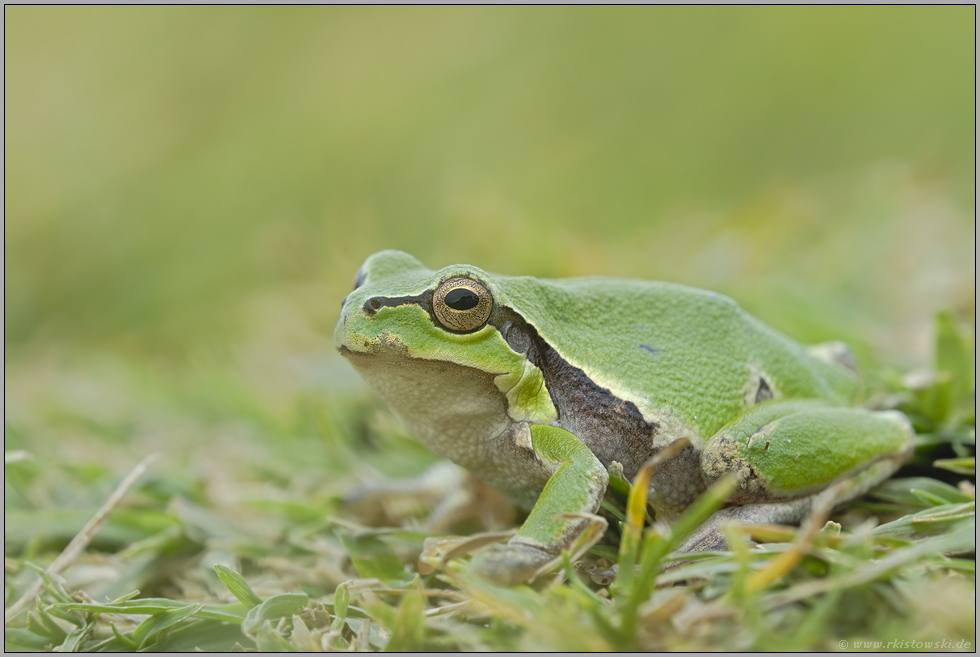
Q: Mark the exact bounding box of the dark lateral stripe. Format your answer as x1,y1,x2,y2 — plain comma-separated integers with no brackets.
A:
534,333,658,480
362,290,434,316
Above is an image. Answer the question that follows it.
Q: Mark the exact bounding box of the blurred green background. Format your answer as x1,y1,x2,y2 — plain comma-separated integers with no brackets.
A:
5,6,974,366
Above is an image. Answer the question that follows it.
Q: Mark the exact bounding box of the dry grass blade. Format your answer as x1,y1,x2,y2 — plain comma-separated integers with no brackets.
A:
745,479,852,594
4,453,158,624
762,519,976,610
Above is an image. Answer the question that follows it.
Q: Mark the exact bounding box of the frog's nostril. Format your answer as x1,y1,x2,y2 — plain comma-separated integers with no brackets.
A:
341,294,349,309
364,298,383,313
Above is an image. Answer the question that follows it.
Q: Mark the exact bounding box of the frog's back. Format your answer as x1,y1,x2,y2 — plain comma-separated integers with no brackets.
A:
497,275,859,438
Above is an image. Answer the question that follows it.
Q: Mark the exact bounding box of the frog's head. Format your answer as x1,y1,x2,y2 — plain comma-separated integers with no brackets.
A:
334,251,556,450
335,250,509,362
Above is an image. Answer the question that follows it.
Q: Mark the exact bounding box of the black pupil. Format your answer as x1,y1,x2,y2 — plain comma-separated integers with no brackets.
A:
445,288,480,310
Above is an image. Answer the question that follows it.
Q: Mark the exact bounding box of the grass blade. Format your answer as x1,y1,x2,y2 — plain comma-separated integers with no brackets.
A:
213,564,262,609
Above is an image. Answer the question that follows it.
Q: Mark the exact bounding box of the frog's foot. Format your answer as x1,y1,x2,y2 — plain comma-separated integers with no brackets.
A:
677,498,814,553
469,540,555,586
466,424,608,585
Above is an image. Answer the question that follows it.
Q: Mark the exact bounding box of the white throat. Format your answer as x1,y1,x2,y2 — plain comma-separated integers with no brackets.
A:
343,353,512,470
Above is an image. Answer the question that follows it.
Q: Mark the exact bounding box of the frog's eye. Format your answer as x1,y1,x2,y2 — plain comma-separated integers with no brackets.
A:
433,277,493,332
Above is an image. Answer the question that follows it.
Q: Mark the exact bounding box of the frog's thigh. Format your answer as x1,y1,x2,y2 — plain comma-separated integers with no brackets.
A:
681,402,914,553
471,424,607,585
701,401,914,504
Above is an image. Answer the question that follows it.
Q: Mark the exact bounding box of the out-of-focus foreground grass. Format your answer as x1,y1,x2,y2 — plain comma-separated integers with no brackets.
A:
5,7,975,651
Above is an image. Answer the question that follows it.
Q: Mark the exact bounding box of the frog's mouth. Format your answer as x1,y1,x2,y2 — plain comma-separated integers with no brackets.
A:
336,329,411,359
340,347,507,411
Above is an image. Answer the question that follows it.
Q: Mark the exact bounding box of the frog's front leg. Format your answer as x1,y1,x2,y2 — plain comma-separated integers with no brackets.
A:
681,400,915,552
471,424,608,585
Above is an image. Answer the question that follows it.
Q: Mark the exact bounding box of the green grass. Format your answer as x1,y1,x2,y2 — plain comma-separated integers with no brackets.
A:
4,6,976,651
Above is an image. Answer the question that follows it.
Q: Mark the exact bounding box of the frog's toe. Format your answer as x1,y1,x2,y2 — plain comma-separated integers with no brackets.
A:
469,541,554,586
677,522,729,554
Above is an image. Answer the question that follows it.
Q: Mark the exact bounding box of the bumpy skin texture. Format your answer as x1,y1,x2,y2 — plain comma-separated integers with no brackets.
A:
335,251,915,583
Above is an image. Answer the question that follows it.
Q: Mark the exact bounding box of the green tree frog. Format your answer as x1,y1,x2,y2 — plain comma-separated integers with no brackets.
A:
335,250,914,585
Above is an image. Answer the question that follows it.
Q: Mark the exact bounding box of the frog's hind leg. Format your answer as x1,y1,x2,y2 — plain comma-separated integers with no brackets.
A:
678,498,813,553
681,400,915,553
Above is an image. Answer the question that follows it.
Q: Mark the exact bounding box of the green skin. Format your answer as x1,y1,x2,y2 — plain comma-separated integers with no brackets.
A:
335,250,914,585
